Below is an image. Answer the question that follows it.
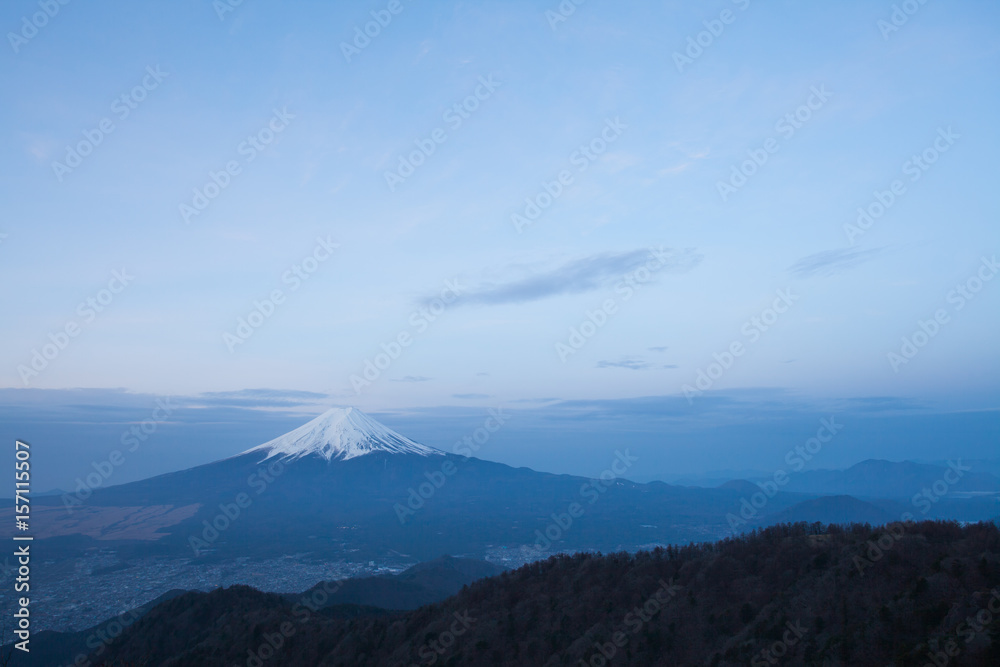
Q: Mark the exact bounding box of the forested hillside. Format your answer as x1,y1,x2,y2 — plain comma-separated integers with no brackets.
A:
91,521,1000,666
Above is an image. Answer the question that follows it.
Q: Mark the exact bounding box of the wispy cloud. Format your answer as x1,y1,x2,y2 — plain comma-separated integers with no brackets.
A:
646,146,711,183
831,396,926,413
441,248,702,308
195,388,329,408
453,393,491,399
595,358,654,370
392,375,432,383
788,247,885,278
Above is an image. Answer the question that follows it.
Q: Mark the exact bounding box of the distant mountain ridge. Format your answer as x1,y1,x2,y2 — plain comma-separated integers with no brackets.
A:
761,494,895,527
765,459,1000,498
292,555,505,611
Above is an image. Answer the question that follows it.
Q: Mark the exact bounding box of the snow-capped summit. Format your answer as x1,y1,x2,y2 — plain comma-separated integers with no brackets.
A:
242,407,443,462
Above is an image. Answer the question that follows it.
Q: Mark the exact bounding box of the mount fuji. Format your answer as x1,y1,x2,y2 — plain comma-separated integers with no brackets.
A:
241,407,444,462
33,407,966,565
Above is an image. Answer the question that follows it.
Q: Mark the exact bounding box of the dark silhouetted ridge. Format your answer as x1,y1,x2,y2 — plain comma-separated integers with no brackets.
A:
74,521,1000,666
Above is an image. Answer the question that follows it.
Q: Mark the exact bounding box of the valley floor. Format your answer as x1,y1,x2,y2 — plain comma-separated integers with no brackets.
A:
0,552,408,633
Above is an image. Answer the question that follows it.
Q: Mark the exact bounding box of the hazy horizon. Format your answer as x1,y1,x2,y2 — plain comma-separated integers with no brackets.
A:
3,386,997,493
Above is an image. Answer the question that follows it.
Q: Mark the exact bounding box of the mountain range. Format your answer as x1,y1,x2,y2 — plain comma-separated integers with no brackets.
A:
23,407,1000,565
11,406,1000,654
763,458,1000,498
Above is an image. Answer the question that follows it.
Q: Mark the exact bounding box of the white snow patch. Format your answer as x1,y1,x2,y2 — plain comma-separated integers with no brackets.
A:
242,407,443,462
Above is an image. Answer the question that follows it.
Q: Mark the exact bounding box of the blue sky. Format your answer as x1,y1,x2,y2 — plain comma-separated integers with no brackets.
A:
1,1,998,488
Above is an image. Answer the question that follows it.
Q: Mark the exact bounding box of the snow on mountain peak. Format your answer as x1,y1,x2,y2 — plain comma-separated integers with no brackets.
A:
243,407,443,462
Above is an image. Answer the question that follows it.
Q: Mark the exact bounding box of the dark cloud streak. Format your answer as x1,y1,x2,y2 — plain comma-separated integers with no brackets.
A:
788,247,885,278
436,247,702,308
